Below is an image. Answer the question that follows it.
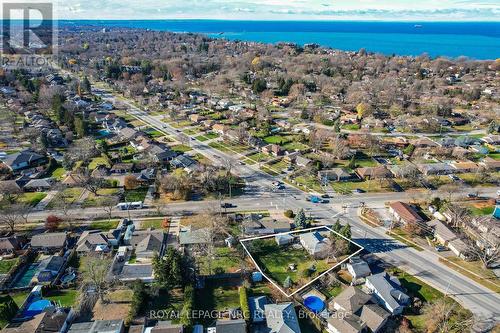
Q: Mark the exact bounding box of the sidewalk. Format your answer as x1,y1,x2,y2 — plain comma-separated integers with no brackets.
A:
33,190,59,211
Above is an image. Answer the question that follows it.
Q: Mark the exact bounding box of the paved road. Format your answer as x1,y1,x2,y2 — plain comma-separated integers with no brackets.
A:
86,87,500,324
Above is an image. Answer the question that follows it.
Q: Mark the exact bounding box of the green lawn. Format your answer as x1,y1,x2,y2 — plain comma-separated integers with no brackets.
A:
282,142,310,152
89,219,120,231
49,167,67,180
10,291,30,307
140,219,164,229
0,258,19,274
468,205,495,216
171,144,192,153
330,179,390,194
19,192,47,206
88,156,111,170
44,289,79,307
264,135,292,145
124,187,149,202
292,175,324,193
197,247,242,275
249,239,330,289
195,135,210,142
196,280,241,324
82,188,121,208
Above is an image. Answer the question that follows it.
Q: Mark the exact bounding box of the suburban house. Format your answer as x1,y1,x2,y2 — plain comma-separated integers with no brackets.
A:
242,216,291,235
275,234,295,246
447,238,470,260
1,150,48,172
67,319,125,333
149,321,184,332
0,235,26,254
30,232,68,254
264,303,301,333
480,157,500,170
416,163,456,175
355,166,393,180
318,168,356,182
110,163,134,174
346,257,371,282
262,144,283,157
209,319,246,333
450,161,481,173
248,296,269,323
388,201,425,226
428,220,460,247
299,231,330,259
365,273,410,315
126,229,165,260
76,230,111,254
23,178,53,192
3,307,72,333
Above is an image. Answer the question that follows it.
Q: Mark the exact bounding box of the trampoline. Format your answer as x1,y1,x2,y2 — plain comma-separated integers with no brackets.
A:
304,296,325,313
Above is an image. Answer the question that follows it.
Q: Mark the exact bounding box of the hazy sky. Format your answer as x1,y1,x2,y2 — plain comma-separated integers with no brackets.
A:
35,0,500,20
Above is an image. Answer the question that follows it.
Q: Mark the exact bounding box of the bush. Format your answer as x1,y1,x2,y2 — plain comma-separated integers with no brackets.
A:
0,295,19,323
284,210,295,218
239,286,250,321
45,215,62,231
180,285,195,327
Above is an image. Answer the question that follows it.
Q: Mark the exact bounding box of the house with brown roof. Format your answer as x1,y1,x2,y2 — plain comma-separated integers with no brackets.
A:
189,114,205,123
388,202,424,226
480,157,500,170
262,144,283,156
0,235,26,254
3,308,71,333
212,124,228,135
450,161,481,173
410,137,439,148
355,166,393,180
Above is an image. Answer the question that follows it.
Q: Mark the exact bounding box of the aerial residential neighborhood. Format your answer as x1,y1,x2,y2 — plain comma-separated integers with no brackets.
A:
0,3,499,333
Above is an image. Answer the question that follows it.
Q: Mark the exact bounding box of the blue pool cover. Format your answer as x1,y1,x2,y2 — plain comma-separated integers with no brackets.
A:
304,296,325,313
23,300,52,317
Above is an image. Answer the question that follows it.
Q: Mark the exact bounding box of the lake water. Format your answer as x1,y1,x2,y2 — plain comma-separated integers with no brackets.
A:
61,20,500,59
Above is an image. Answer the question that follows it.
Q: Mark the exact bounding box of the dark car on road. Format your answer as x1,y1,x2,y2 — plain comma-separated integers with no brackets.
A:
221,203,235,208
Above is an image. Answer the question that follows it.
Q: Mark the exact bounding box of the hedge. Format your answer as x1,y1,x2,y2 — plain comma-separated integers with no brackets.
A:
239,286,250,321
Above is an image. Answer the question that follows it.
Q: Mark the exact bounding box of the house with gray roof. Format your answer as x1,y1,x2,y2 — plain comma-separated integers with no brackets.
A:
264,302,301,333
416,163,456,175
346,257,371,282
365,273,409,315
1,150,47,172
318,168,356,182
76,230,111,254
299,231,330,259
23,178,53,192
128,229,165,260
210,319,246,333
31,232,68,254
68,319,124,333
328,286,390,333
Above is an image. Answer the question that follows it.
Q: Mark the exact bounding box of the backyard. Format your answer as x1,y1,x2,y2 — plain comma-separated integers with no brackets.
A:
197,247,242,275
0,258,19,274
195,279,241,326
247,239,330,290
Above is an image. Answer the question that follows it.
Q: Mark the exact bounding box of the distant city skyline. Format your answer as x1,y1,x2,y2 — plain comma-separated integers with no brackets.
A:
52,0,500,21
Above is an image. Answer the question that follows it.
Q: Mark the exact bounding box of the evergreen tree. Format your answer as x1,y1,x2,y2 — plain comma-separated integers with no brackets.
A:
333,119,341,133
294,209,307,228
81,76,91,93
348,156,356,170
340,223,352,240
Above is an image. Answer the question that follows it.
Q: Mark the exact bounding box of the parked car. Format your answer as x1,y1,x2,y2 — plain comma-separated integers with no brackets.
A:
467,193,478,199
353,188,365,194
435,245,447,252
221,203,235,208
448,174,460,181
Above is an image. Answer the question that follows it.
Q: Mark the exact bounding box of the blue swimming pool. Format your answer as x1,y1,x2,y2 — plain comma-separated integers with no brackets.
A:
13,263,39,288
23,299,52,317
304,296,325,313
